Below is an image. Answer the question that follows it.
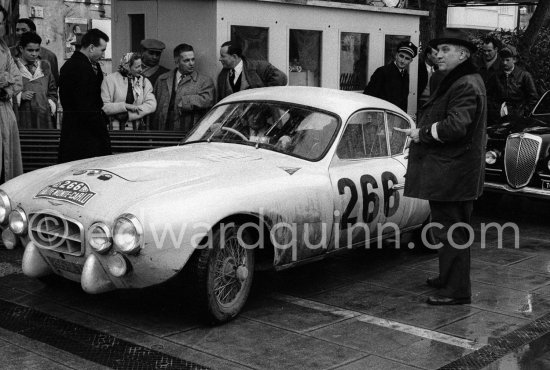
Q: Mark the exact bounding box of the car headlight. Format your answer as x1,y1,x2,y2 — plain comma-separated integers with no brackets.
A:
485,150,499,165
9,208,28,235
113,214,143,254
88,222,112,254
0,190,12,224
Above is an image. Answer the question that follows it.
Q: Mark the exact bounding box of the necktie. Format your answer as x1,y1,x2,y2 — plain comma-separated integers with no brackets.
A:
27,63,36,75
91,62,98,75
229,68,235,82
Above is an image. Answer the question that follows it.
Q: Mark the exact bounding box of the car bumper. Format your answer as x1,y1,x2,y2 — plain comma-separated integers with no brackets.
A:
484,181,550,199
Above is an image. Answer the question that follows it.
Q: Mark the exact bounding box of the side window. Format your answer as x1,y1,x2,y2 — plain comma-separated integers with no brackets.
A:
337,111,387,159
533,91,550,116
387,113,410,155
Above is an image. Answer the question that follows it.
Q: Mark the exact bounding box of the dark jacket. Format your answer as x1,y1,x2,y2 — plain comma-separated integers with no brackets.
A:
478,55,502,86
58,51,111,163
217,57,287,101
486,65,539,120
405,60,487,201
364,62,409,112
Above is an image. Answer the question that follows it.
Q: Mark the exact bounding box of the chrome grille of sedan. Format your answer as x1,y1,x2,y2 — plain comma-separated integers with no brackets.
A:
28,213,84,256
504,133,542,189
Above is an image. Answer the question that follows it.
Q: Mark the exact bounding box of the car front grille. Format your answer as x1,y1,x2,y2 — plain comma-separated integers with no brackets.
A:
504,133,542,189
28,212,84,256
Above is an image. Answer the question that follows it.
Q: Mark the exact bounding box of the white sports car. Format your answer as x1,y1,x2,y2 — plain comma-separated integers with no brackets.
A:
0,87,429,323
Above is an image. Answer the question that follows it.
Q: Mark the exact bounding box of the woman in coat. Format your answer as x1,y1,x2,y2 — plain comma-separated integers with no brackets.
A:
0,29,24,183
101,52,156,130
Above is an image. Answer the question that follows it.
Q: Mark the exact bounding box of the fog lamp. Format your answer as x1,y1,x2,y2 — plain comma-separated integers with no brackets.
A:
113,214,142,254
9,208,28,235
0,190,11,224
2,228,18,249
88,222,112,254
107,252,129,277
485,150,498,165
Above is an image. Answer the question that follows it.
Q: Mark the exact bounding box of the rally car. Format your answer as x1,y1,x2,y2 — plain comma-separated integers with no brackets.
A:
0,87,430,323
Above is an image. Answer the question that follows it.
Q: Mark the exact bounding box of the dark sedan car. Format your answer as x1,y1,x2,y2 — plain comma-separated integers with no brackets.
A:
485,91,550,198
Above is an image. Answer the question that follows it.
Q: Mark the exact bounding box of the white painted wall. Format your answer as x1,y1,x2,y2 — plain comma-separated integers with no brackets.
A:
216,0,422,112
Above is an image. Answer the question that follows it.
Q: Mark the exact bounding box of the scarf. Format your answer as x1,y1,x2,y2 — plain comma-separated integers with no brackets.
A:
118,52,143,101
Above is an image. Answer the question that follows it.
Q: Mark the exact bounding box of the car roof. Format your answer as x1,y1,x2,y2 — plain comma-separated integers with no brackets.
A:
217,86,407,118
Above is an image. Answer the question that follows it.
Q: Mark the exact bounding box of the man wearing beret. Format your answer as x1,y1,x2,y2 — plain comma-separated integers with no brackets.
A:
395,29,487,306
486,45,538,121
140,38,169,87
364,40,417,112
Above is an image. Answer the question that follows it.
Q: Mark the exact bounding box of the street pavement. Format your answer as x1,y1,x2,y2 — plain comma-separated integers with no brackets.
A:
0,194,549,369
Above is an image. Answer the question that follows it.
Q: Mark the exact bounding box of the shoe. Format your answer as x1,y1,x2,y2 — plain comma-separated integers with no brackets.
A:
426,277,442,288
426,296,471,305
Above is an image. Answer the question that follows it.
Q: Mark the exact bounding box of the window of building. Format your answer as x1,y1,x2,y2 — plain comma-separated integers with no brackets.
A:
289,29,322,87
384,34,410,65
337,111,387,159
231,25,269,61
386,113,409,155
340,32,369,91
129,14,145,54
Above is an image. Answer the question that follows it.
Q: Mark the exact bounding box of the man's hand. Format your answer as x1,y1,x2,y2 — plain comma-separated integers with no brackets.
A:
393,127,420,143
21,91,36,101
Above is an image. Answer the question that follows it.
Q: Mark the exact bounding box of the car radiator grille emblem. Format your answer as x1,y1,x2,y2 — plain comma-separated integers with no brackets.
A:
504,133,542,189
28,212,85,256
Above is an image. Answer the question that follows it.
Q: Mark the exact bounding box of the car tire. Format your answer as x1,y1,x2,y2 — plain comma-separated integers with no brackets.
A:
193,223,255,325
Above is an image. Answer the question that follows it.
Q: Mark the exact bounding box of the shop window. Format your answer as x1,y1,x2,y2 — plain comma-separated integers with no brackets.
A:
289,29,322,87
384,35,410,65
340,32,369,91
386,113,409,155
129,14,145,54
231,26,268,61
337,111,387,159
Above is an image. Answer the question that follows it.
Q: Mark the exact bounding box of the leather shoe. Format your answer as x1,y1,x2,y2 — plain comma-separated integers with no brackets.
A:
426,277,442,288
426,296,471,305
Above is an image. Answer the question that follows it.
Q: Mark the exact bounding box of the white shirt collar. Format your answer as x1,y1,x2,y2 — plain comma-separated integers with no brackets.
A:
233,60,243,79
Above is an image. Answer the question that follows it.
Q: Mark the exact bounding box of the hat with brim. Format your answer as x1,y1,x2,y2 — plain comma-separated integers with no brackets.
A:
432,28,477,54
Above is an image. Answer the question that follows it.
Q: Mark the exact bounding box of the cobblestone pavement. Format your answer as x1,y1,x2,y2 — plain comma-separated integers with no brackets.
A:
0,195,549,369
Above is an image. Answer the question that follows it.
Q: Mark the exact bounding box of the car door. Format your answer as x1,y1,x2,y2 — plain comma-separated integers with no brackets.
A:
328,110,406,251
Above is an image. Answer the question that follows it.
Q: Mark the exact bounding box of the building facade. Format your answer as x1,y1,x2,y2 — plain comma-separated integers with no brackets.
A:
112,0,427,114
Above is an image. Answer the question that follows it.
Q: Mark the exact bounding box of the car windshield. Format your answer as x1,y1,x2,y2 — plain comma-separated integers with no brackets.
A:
185,102,339,160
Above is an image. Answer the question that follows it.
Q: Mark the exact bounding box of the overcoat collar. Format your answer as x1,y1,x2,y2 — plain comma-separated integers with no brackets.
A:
425,59,478,105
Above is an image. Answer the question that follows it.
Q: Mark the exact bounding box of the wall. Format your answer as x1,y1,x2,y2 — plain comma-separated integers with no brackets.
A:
18,0,112,72
217,0,422,112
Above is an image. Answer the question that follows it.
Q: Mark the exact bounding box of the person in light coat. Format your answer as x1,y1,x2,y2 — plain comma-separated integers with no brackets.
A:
101,52,156,130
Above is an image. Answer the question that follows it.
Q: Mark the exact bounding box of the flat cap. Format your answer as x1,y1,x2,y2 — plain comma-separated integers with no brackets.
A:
500,45,518,58
397,41,418,59
140,39,166,51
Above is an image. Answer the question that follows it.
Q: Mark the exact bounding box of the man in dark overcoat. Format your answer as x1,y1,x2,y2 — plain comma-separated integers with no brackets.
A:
364,41,417,112
217,41,287,102
396,29,487,305
58,29,111,163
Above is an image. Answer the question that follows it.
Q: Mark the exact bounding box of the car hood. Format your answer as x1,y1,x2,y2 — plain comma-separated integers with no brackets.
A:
3,143,314,212
488,117,550,140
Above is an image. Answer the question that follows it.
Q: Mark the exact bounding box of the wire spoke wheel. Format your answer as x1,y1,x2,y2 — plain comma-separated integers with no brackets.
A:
192,223,255,324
